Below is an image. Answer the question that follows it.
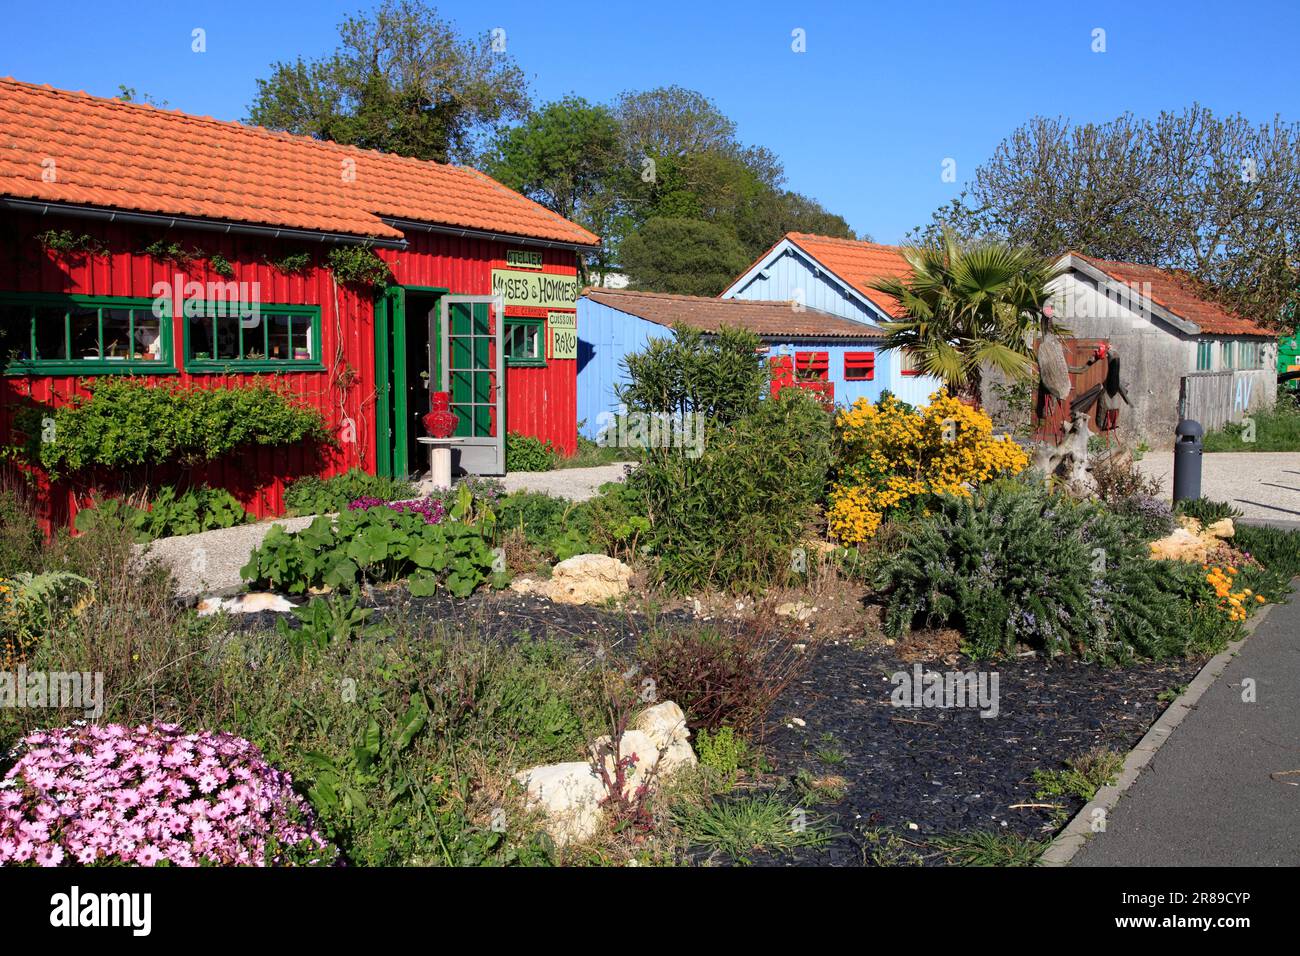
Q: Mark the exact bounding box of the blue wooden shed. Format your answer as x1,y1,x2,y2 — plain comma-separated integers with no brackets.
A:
577,288,889,438
722,231,944,405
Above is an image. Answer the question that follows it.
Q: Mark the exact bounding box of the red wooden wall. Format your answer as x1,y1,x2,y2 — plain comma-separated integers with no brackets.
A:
0,213,579,529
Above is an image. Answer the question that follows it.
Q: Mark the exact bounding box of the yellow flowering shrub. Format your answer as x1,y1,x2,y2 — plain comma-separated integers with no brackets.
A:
827,390,1029,544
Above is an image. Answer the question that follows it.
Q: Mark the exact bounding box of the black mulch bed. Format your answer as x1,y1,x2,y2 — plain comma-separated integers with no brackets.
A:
229,585,1204,867
743,639,1203,866
228,586,695,650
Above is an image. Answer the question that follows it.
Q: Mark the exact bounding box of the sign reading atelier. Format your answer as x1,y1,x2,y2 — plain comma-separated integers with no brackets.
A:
548,311,577,360
491,269,579,310
505,249,544,270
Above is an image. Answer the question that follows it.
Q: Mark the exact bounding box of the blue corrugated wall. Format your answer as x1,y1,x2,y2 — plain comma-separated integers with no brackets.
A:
577,297,672,439
725,243,942,406
577,296,915,439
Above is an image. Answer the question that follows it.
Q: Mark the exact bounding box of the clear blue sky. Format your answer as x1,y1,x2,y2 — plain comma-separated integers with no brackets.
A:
2,0,1296,243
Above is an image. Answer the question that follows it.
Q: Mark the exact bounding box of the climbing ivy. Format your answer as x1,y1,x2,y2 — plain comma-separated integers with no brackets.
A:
326,245,392,293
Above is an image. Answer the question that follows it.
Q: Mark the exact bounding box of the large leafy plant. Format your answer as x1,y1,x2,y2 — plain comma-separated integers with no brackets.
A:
75,485,253,542
869,232,1064,403
241,499,500,597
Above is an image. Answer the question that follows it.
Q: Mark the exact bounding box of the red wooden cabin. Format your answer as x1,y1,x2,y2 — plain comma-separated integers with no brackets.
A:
0,79,598,529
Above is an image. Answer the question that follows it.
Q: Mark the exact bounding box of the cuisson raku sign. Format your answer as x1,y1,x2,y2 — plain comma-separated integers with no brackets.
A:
491,269,579,310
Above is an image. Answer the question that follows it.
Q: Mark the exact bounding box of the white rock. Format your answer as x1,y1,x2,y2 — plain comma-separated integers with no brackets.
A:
775,600,815,621
547,553,633,605
590,729,661,798
513,700,698,847
633,701,690,749
512,762,606,847
633,701,698,774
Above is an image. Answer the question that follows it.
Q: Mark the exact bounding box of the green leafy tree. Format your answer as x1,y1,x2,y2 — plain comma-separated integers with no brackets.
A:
916,107,1300,328
247,0,529,163
869,233,1064,402
486,96,623,276
619,218,753,296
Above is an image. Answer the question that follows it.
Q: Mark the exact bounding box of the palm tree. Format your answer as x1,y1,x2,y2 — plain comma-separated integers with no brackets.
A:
870,232,1065,404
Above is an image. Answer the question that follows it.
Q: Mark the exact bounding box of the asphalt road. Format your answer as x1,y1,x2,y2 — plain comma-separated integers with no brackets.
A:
1072,589,1300,866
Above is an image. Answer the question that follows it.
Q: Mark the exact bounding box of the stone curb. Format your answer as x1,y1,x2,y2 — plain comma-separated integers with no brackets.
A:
1038,596,1280,866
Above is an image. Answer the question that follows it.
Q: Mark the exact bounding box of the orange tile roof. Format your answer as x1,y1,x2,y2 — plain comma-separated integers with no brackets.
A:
583,287,881,338
782,233,913,318
1070,253,1274,337
0,77,599,247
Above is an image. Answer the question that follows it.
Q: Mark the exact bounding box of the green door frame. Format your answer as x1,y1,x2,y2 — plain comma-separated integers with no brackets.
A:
373,285,448,479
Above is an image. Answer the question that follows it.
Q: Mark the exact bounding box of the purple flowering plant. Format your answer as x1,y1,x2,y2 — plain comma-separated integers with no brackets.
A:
0,722,335,867
347,496,447,525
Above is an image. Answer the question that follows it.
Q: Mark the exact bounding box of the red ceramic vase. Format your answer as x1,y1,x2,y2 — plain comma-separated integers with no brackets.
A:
423,391,459,438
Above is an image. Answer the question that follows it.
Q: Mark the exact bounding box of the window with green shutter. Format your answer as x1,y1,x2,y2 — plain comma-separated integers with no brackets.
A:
1196,340,1213,371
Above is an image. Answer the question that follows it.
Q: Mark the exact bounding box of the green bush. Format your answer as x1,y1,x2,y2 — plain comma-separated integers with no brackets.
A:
634,388,832,592
875,481,1235,662
13,378,331,478
695,726,749,788
617,326,767,426
241,503,501,596
75,485,253,542
283,468,418,516
582,482,651,561
495,491,590,559
1110,494,1176,541
505,432,558,472
1234,524,1300,602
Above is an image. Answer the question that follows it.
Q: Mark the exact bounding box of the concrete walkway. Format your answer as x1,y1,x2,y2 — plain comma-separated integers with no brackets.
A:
499,462,631,499
1072,589,1300,866
139,464,632,599
1138,451,1300,526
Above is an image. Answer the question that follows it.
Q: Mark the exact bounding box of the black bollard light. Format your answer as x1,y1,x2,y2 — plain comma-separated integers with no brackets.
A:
1172,419,1203,503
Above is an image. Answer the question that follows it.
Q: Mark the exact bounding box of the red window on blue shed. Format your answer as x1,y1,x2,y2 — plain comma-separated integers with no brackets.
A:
795,351,829,381
844,351,875,381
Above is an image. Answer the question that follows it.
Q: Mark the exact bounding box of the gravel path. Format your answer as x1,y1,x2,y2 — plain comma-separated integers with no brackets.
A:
1137,450,1300,525
499,463,632,500
135,515,317,599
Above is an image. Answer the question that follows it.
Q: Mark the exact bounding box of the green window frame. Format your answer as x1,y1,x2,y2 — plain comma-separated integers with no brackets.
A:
503,317,545,367
1196,340,1213,371
1238,341,1262,370
1220,341,1235,369
0,292,175,375
184,302,323,372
